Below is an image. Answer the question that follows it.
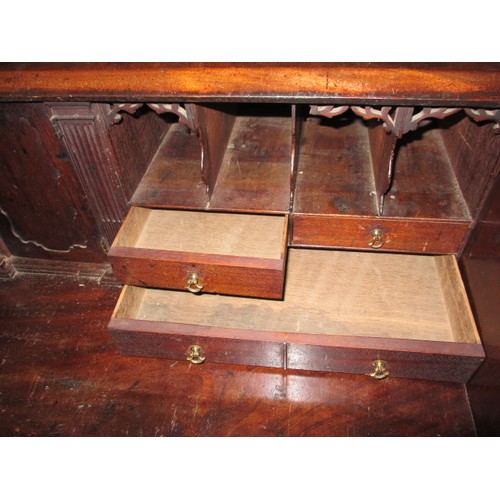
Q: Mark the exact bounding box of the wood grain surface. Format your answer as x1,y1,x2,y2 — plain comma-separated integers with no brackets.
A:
0,272,477,436
0,103,106,261
462,155,500,436
0,63,499,105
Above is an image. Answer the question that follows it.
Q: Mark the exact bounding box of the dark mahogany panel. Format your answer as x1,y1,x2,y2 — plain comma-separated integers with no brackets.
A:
463,153,500,435
0,103,105,261
109,320,285,369
107,106,169,201
287,342,483,384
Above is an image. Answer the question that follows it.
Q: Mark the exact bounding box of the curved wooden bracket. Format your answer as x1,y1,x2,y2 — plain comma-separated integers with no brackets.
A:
106,103,195,130
309,105,350,119
465,108,500,133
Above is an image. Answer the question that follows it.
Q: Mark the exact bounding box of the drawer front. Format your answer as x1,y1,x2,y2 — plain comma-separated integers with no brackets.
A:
109,250,286,299
109,319,285,369
286,342,484,383
109,207,288,299
292,215,470,254
109,319,483,383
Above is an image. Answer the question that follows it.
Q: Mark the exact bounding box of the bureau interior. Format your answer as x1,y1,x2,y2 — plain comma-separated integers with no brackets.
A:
131,103,293,214
128,103,497,220
130,105,205,209
114,249,480,345
208,103,292,214
293,109,474,222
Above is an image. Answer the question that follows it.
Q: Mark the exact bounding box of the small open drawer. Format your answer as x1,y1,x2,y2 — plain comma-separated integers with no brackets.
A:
292,215,469,254
109,249,485,383
109,207,288,299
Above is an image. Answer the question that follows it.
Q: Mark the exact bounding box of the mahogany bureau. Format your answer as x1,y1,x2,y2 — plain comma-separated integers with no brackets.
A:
1,64,499,432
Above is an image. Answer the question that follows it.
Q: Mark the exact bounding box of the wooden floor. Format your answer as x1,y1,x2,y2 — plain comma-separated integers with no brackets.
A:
0,271,476,436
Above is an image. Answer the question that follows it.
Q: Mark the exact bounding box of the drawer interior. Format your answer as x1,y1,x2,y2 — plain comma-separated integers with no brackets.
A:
113,249,480,346
112,206,287,259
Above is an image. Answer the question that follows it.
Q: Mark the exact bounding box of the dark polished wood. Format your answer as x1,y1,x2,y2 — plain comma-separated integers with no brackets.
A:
292,215,469,254
463,257,500,435
0,103,106,261
106,106,168,202
109,247,287,299
462,156,500,435
192,103,236,196
47,102,167,249
110,314,484,384
440,114,500,223
367,121,397,214
0,272,476,436
109,247,484,385
0,63,499,106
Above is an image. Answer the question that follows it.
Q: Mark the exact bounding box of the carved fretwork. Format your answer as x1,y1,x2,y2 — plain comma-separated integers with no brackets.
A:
350,106,393,129
465,108,500,133
106,103,143,124
311,105,500,137
309,105,350,119
411,107,462,128
351,106,463,138
107,103,195,130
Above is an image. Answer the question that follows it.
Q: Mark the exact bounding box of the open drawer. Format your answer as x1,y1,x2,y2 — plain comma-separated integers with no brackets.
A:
108,207,288,299
108,249,484,383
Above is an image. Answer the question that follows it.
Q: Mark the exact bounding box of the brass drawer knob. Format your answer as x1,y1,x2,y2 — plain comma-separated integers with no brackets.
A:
368,228,385,249
187,345,206,364
369,359,389,380
185,272,204,293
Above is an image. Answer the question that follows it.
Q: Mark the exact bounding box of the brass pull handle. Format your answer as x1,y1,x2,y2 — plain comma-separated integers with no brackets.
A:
185,273,203,294
368,228,385,249
370,359,389,380
186,345,206,364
